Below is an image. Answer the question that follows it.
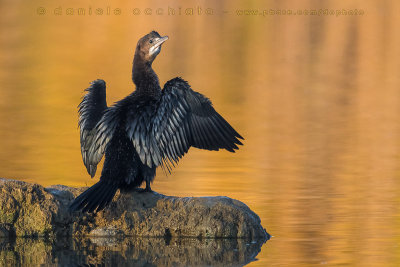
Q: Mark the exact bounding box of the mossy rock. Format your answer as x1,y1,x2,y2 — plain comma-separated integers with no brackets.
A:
0,178,269,240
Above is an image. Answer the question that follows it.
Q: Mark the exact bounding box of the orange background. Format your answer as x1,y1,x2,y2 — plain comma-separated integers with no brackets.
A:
1,0,400,266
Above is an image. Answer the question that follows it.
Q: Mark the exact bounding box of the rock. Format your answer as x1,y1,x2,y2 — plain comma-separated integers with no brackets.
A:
0,178,269,240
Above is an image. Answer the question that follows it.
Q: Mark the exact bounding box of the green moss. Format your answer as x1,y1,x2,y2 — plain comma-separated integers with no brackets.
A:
14,204,51,237
0,210,17,224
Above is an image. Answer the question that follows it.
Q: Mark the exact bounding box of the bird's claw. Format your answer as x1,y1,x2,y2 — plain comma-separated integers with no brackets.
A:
135,187,153,193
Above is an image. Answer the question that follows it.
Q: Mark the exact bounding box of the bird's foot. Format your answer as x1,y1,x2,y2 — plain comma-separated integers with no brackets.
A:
135,187,153,193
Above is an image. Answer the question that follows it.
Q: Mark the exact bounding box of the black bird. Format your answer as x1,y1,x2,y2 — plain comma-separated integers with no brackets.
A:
69,31,243,213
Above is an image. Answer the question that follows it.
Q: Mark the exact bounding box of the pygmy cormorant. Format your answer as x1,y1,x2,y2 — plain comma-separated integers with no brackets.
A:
69,31,243,213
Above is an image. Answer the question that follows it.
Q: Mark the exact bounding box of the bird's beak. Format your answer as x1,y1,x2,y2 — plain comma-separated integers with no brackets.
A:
149,36,169,56
153,36,169,49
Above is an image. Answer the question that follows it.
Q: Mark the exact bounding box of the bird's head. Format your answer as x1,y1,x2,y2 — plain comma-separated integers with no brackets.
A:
135,31,169,64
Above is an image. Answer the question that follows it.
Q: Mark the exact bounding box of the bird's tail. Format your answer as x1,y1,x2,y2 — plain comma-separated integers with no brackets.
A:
69,180,118,213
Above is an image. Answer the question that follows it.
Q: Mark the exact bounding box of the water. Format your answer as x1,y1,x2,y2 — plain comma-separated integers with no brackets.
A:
0,237,265,266
0,0,400,266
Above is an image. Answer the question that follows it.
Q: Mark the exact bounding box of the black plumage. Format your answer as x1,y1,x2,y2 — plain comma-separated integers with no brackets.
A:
69,31,244,213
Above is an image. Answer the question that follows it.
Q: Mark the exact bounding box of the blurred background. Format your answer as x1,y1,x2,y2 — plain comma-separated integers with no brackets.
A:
1,0,400,266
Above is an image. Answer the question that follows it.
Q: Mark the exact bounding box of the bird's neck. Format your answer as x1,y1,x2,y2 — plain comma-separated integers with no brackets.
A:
132,56,161,96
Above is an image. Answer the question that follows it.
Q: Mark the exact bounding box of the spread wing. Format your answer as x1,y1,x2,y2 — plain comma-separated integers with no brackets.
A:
78,79,114,177
128,77,243,171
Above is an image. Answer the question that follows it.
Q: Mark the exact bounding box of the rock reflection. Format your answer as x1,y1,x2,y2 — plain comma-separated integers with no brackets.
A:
0,236,267,266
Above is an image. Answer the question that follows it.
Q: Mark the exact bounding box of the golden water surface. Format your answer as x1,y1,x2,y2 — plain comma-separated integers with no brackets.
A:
1,0,400,266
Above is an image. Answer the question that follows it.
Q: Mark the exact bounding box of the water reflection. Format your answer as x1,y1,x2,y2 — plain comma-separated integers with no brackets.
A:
0,237,266,266
1,0,400,266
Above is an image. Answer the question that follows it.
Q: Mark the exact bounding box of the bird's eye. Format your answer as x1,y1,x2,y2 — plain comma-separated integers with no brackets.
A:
149,40,153,44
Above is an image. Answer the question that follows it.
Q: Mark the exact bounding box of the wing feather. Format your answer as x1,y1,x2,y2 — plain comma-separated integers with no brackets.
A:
78,80,108,177
78,80,119,177
126,77,243,170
